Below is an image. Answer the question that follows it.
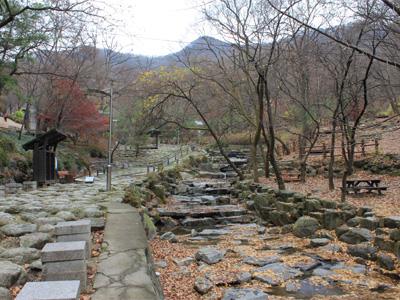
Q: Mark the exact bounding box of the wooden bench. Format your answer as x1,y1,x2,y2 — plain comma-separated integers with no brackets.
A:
281,172,301,183
341,179,388,195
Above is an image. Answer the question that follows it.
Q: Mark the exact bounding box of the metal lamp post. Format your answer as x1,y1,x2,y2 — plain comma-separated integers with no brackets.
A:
106,82,113,191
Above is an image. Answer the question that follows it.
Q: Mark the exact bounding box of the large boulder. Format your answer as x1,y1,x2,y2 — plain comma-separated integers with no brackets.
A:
0,261,24,288
323,209,344,230
339,228,373,244
20,232,51,249
347,243,377,260
194,277,213,295
195,247,226,264
0,212,16,226
222,288,268,300
293,216,320,238
0,247,40,264
383,216,400,228
253,263,302,286
1,223,37,237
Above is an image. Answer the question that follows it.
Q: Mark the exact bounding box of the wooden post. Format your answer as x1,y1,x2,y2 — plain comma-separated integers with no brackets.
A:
323,143,327,159
375,139,379,155
361,139,366,157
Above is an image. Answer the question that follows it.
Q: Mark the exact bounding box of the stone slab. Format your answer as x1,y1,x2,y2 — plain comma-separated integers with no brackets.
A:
44,260,86,274
43,272,87,291
16,280,80,300
42,241,86,262
55,220,91,235
57,233,91,259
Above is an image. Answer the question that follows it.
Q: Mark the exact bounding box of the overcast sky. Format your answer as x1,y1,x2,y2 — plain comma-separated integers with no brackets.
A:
98,0,209,56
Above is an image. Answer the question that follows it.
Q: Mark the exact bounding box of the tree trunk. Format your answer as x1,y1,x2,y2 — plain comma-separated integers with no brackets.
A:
328,116,337,190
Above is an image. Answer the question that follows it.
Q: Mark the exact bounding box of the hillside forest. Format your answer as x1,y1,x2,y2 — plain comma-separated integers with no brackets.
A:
1,0,400,202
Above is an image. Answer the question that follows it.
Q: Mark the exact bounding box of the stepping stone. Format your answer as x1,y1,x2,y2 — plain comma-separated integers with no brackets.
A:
243,255,282,267
195,247,226,264
253,263,303,286
222,288,268,300
42,241,86,262
310,238,330,247
16,280,80,300
41,242,87,290
55,220,91,258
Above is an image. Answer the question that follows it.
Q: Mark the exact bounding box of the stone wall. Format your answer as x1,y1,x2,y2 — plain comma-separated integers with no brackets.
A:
244,184,400,267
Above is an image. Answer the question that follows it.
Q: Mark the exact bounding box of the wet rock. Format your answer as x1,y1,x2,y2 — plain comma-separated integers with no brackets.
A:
236,272,252,283
304,199,322,212
198,229,230,236
194,277,213,295
159,217,179,229
347,243,377,260
1,223,37,236
217,196,231,205
293,216,320,238
312,268,334,277
0,261,23,288
389,229,400,241
347,217,363,227
285,278,341,297
383,216,400,228
335,225,349,237
253,263,302,286
269,210,292,226
243,255,281,267
195,247,226,264
20,232,51,249
359,217,380,230
55,211,76,221
0,247,40,264
281,224,293,234
321,244,342,253
221,288,268,300
0,212,16,226
395,241,400,258
173,257,194,266
182,217,215,227
339,228,373,244
0,287,11,300
357,206,372,217
330,262,366,274
323,209,343,230
310,238,330,247
160,232,177,242
374,235,395,252
377,253,395,271
291,257,321,272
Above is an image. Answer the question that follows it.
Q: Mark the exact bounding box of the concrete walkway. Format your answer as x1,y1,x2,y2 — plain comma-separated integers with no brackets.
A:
92,202,162,300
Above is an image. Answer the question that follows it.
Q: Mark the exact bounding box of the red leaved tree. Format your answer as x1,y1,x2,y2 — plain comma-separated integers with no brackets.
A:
39,79,108,144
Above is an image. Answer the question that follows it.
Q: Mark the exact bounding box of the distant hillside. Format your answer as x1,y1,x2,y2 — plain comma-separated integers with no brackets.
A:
98,36,233,69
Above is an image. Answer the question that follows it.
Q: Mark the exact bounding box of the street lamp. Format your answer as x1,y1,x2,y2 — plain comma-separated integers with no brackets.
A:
106,81,114,191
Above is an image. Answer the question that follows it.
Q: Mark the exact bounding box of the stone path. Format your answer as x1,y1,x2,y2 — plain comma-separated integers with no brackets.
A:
92,202,162,300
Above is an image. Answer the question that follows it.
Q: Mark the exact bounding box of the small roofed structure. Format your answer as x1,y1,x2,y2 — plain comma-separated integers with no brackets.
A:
23,129,66,185
147,128,161,149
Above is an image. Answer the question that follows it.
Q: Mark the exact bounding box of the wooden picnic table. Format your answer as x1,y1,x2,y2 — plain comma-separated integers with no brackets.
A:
342,179,387,195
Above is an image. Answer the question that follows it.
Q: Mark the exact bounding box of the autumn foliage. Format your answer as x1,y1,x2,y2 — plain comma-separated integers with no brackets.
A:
39,79,108,143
